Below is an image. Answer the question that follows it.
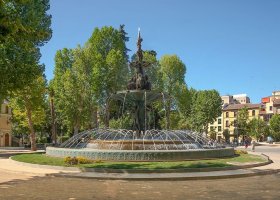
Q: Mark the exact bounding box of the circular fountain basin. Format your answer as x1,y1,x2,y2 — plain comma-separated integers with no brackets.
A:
86,140,201,150
46,128,234,161
46,147,234,161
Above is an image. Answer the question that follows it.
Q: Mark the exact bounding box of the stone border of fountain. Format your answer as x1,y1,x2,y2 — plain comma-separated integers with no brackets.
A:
46,147,234,161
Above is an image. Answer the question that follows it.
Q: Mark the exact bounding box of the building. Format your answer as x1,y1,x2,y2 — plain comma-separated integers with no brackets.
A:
0,100,12,147
232,94,250,104
208,94,251,141
222,103,262,141
260,91,280,122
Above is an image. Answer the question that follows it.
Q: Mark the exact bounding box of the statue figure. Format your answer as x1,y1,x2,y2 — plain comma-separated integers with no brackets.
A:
127,28,152,91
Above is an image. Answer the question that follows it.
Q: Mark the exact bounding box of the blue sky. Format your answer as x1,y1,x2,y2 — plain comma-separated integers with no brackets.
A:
40,0,280,103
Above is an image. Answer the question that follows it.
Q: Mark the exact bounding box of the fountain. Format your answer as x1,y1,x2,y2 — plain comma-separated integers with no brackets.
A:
46,30,234,161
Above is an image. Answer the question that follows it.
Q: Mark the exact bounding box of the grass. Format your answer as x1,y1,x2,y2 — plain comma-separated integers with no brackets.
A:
12,153,65,166
11,153,266,170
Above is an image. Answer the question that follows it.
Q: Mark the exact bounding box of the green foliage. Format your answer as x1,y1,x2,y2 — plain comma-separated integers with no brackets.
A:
248,118,268,141
52,26,129,134
159,55,186,94
270,114,280,141
223,129,230,142
9,75,47,150
189,90,222,132
109,115,133,129
0,0,52,98
235,107,249,137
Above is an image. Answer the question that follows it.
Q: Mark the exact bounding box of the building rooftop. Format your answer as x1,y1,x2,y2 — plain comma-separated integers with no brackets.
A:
273,99,280,106
232,94,248,98
223,103,261,111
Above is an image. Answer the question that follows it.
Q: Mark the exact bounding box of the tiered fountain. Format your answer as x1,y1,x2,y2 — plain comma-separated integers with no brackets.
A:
46,30,234,161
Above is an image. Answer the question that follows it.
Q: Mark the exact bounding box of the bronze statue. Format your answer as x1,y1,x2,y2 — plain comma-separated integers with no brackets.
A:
127,29,151,91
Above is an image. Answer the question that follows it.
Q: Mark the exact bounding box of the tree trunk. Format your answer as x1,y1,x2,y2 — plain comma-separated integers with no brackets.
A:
74,124,80,135
166,100,171,129
91,106,98,128
26,107,36,151
104,102,110,128
50,96,57,144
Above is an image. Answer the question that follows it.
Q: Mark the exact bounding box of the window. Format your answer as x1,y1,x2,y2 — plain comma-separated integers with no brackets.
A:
252,110,255,116
226,112,229,118
226,120,229,127
218,126,222,132
270,106,273,111
5,105,9,114
234,111,237,117
210,127,214,131
233,120,237,127
218,119,221,124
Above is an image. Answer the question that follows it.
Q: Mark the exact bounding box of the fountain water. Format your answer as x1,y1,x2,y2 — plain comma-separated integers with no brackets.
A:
46,30,234,161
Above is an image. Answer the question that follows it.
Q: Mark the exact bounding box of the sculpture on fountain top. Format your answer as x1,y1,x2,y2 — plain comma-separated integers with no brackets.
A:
127,28,151,91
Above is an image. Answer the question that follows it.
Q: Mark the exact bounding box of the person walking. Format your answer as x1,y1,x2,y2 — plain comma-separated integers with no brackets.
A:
244,137,249,149
251,140,256,152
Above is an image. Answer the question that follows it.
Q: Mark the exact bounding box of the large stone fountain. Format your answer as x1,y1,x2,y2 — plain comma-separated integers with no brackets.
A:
46,30,234,161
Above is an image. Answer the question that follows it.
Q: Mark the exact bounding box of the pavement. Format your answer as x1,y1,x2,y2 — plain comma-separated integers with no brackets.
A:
0,145,280,181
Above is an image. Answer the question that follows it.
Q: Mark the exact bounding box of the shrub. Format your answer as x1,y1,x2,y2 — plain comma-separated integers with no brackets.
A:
64,156,96,165
76,156,94,164
234,150,248,155
64,156,78,165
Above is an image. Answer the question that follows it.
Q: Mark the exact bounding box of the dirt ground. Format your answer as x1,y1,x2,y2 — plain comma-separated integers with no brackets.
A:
1,173,280,200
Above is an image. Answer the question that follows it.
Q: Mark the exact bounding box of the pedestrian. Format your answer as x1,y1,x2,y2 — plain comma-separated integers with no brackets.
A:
244,137,249,149
251,140,256,152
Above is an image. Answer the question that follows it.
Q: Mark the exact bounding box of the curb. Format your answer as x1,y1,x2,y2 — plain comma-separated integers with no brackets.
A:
8,157,80,172
47,168,280,181
9,154,271,174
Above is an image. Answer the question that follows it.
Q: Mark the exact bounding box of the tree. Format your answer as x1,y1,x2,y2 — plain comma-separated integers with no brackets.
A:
87,26,129,127
53,47,96,135
9,75,47,151
248,118,268,141
190,90,222,133
47,81,57,144
159,55,186,129
235,107,249,139
270,114,280,141
0,0,52,99
223,129,230,143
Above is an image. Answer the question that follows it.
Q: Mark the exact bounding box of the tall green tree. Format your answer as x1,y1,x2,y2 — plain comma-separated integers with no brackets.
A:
270,114,280,141
0,0,52,99
235,107,249,139
52,47,96,135
87,26,129,127
52,48,75,134
190,90,222,133
9,75,47,151
248,118,268,141
159,55,186,129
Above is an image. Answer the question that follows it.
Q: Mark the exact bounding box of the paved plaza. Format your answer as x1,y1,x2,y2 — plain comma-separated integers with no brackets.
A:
0,145,280,199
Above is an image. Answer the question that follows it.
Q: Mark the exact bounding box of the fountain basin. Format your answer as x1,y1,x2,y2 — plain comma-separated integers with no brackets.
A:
86,140,201,150
46,147,234,161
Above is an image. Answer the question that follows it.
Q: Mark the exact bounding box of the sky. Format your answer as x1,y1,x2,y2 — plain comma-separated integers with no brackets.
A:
40,0,280,103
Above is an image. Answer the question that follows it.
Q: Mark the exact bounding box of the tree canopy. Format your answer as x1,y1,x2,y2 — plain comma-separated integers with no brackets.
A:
0,0,52,99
